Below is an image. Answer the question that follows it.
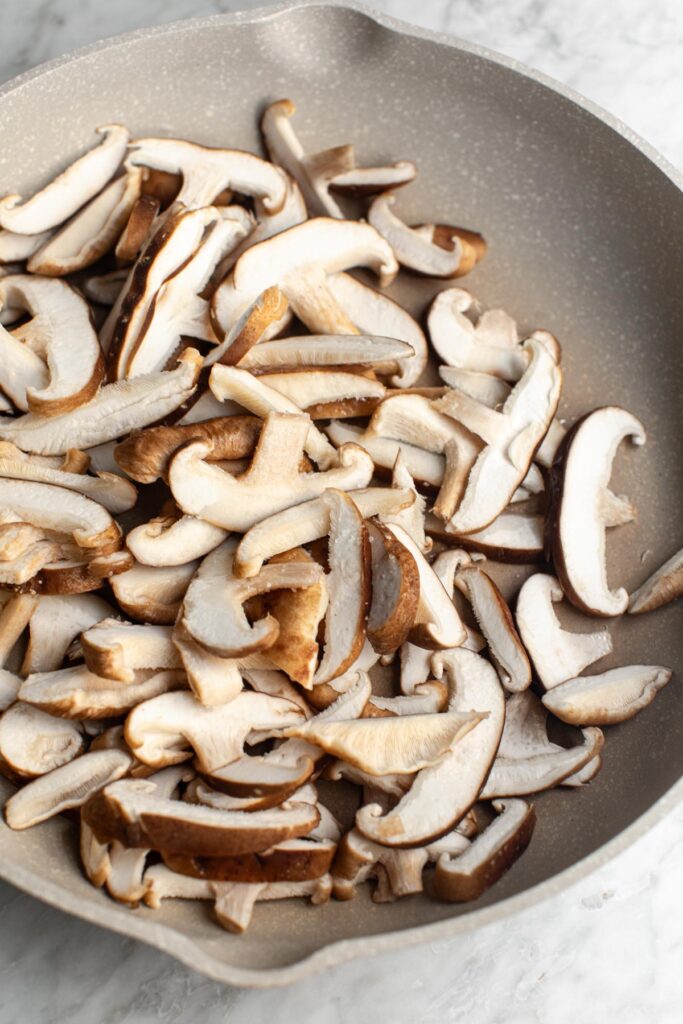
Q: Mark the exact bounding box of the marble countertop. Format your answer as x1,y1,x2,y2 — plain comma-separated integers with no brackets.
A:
0,2,681,1021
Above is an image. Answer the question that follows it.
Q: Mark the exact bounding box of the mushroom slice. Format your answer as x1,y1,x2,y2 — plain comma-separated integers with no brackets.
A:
181,539,324,658
162,836,336,884
82,268,128,306
0,348,202,454
312,491,370,686
4,747,133,830
205,286,291,367
328,272,428,387
368,193,484,278
378,451,431,554
628,546,683,615
0,229,53,263
16,551,133,598
239,334,413,373
541,665,672,726
210,876,334,933
438,366,512,408
127,136,288,213
171,622,245,707
329,162,416,197
235,485,413,578
480,690,604,798
366,521,420,654
0,523,48,562
0,478,120,555
209,365,336,468
434,799,536,902
427,288,527,379
126,515,228,568
111,560,199,624
515,574,613,690
455,565,531,692
0,125,129,234
114,193,160,263
367,681,451,717
242,666,313,721
548,407,646,616
0,539,62,585
125,212,254,378
386,523,467,651
0,668,22,710
19,665,185,719
256,369,386,414
27,171,142,276
325,760,412,798
427,507,545,563
436,334,562,532
0,703,83,777
284,709,481,776
0,449,137,514
81,620,181,683
22,593,112,673
125,689,305,772
169,413,373,532
114,414,260,484
0,275,104,415
0,321,49,412
356,649,505,847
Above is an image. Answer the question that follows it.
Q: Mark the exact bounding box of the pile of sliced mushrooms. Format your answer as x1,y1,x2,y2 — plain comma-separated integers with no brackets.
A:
0,101,679,936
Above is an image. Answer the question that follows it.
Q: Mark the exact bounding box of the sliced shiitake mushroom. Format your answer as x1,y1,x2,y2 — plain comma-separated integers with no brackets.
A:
0,702,84,777
628,546,683,615
541,665,672,726
81,620,181,683
111,559,199,624
19,664,186,719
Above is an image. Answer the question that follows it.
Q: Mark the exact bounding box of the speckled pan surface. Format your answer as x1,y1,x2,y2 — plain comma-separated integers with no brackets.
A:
0,0,681,988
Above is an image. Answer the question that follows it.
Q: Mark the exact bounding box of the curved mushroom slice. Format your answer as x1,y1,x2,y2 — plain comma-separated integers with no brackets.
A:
82,268,128,307
198,756,316,805
480,690,604,798
434,798,536,902
256,369,386,416
240,335,413,375
81,620,181,683
0,539,62,585
427,507,545,563
436,334,562,533
0,275,104,415
366,521,420,655
181,539,324,658
4,747,133,830
378,452,430,554
628,546,683,615
542,665,672,726
80,818,112,888
329,162,416,197
284,709,481,776
515,574,613,690
386,523,466,651
356,649,504,847
548,407,646,616
307,642,380,709
0,478,120,555
367,682,450,718
162,836,336,885
0,228,52,263
368,194,484,278
0,125,129,234
126,515,228,568
241,666,313,721
455,565,531,692
561,755,603,788
111,560,199,625
22,593,112,673
114,193,160,263
325,759,412,798
171,621,245,707
0,702,83,777
438,366,512,408
114,414,260,484
0,348,202,455
216,876,334,933
327,421,445,488
125,212,254,378
0,321,49,412
312,491,370,686
169,414,373,532
427,288,527,379
0,449,137,514
127,136,288,213
19,665,185,719
27,171,142,276
206,286,292,367
235,485,413,578
15,550,133,598
328,272,428,387
125,689,305,772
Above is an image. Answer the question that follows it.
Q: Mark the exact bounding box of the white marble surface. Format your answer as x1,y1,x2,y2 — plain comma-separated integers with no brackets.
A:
0,1,681,1020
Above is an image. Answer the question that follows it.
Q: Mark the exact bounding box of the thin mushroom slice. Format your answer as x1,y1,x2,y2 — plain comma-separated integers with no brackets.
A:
22,593,113,674
162,836,336,884
4,747,134,830
0,478,120,555
111,560,199,625
0,348,202,455
367,681,449,717
541,665,672,726
547,407,646,616
0,448,137,514
27,171,142,276
427,288,527,379
427,508,546,563
455,565,531,692
212,876,332,933
325,759,412,798
1,593,41,668
356,649,505,847
126,515,228,568
235,485,413,578
329,162,417,197
0,320,49,412
436,333,562,533
0,275,104,415
561,754,603,788
114,192,160,263
169,413,373,532
326,421,445,488
515,574,613,690
366,521,420,655
0,539,62,585
206,286,291,367
378,451,431,555
0,125,129,234
628,546,683,615
368,193,484,278
81,620,181,683
0,228,52,263
172,622,245,707
127,136,288,212
256,369,386,415
189,772,315,812
181,539,324,658
15,550,133,598
434,799,536,902
0,703,83,777
438,366,512,408
125,689,306,773
239,334,414,374
19,665,186,719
